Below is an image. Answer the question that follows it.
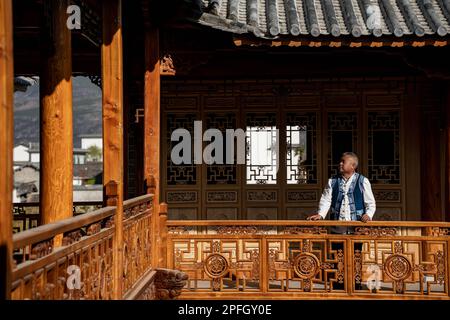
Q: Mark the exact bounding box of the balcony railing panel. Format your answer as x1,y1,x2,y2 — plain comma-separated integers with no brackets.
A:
11,206,116,299
10,194,156,300
166,220,450,300
122,195,154,294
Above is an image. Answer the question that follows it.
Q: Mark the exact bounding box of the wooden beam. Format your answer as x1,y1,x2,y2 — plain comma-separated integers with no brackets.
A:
0,0,13,300
266,0,280,36
102,0,124,299
144,27,160,267
40,0,73,231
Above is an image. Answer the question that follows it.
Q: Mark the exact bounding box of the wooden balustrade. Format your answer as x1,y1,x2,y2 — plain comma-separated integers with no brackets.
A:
12,202,104,233
11,206,116,299
166,220,450,300
122,195,154,294
10,194,159,300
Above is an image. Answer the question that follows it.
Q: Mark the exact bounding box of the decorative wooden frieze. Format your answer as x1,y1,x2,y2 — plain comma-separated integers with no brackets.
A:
86,222,101,236
62,231,82,246
167,191,197,203
354,227,398,236
168,226,190,234
287,191,317,202
426,227,449,236
207,191,237,203
30,239,53,260
373,190,401,202
247,191,277,201
283,226,327,234
216,226,258,235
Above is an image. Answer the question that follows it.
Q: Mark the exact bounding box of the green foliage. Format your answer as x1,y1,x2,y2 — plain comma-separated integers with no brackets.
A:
87,145,102,162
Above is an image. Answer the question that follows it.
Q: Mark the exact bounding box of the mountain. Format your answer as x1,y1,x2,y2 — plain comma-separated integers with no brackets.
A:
14,76,102,148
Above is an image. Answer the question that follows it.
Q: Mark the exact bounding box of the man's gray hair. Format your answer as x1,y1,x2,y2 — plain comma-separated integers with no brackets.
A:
342,152,359,168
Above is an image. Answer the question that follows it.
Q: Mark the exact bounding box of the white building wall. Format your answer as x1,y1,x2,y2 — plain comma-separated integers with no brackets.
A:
30,153,40,163
14,145,29,162
81,138,103,150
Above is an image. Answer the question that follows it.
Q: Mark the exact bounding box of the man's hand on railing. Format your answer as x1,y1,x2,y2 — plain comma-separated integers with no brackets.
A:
307,214,323,221
361,214,371,223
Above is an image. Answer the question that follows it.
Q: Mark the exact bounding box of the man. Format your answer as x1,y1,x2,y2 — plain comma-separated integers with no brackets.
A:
308,152,376,290
308,152,376,226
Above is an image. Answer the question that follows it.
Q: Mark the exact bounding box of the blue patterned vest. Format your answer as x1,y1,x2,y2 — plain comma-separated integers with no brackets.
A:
330,173,365,221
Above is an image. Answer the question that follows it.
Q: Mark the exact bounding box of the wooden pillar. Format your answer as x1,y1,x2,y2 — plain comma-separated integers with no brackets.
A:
102,0,124,299
144,27,160,266
40,0,73,231
0,0,14,300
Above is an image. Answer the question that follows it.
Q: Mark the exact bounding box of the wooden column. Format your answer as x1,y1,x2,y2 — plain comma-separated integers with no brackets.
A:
144,27,160,266
102,0,124,299
0,0,14,300
40,0,73,233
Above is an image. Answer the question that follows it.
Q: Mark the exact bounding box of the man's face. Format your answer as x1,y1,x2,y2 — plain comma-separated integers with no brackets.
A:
339,156,355,175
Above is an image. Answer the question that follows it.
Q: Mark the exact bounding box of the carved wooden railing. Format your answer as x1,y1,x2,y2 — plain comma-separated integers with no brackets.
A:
122,195,153,294
13,202,103,233
10,191,187,300
165,220,450,300
11,206,116,299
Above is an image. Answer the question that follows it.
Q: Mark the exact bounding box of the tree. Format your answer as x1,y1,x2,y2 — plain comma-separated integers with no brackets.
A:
87,145,102,162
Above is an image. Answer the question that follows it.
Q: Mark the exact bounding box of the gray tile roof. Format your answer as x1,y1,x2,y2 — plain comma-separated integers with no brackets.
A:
198,0,450,38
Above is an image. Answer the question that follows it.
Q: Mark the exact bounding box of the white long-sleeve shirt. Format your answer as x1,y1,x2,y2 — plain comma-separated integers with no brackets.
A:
317,173,376,220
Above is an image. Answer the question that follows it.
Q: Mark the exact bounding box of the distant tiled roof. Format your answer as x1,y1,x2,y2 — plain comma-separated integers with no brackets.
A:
14,76,39,92
73,162,103,179
198,0,450,39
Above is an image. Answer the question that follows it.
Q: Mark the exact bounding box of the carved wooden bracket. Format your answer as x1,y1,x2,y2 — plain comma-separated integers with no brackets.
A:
153,268,188,300
160,54,176,76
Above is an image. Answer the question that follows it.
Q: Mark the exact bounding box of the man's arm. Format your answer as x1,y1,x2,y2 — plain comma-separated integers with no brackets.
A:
308,179,333,220
362,178,376,220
